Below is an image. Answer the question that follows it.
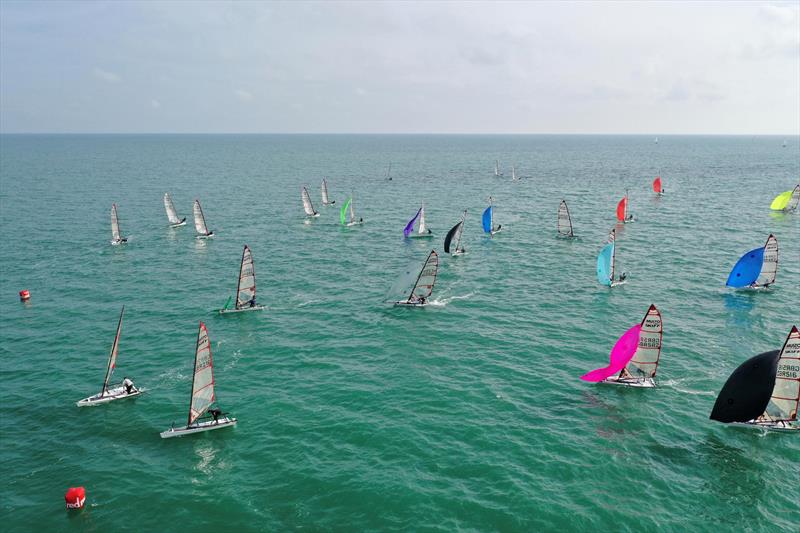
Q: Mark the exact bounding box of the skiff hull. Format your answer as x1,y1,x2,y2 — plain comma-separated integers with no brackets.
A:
601,377,656,388
160,417,237,438
218,305,265,315
77,387,144,407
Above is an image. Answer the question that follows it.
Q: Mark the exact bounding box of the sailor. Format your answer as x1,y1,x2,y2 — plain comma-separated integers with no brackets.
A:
619,272,627,282
209,407,222,424
619,367,633,380
249,298,257,307
122,377,136,394
417,296,427,305
359,218,363,223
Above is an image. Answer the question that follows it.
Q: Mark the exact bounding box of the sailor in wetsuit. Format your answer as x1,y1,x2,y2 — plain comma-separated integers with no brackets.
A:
209,407,222,424
122,377,136,394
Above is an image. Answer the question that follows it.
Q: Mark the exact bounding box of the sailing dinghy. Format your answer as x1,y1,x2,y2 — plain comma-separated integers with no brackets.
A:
710,326,799,431
163,193,187,227
653,176,664,195
482,197,501,235
394,250,439,306
387,163,392,181
596,228,627,287
770,184,800,212
557,200,575,238
219,245,264,314
321,178,336,206
193,199,214,238
580,304,662,388
404,204,433,238
494,159,503,177
161,322,237,438
511,165,518,181
725,234,778,289
110,203,128,245
301,186,320,218
444,210,467,255
340,196,363,226
77,306,144,406
616,190,634,223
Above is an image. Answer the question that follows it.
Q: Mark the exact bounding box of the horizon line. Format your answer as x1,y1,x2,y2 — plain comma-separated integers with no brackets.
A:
1,131,798,136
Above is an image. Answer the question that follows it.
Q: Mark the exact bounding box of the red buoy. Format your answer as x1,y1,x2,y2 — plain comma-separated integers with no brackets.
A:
64,487,85,510
19,290,30,301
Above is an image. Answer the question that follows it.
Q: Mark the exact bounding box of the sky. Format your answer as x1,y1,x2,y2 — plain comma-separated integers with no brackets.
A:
1,1,798,134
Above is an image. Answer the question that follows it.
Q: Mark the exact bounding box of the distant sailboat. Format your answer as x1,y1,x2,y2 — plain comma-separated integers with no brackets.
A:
219,245,264,314
321,178,336,206
616,190,634,223
725,234,778,289
163,193,187,227
654,137,659,144
404,203,433,238
77,306,143,406
340,195,363,226
557,200,575,238
387,163,392,181
444,210,467,255
511,165,518,181
710,326,799,431
770,184,800,211
110,203,128,245
161,322,237,438
653,176,664,195
301,186,320,218
783,139,787,148
494,160,503,177
394,250,439,306
193,199,214,238
482,197,501,235
596,228,627,287
581,304,662,388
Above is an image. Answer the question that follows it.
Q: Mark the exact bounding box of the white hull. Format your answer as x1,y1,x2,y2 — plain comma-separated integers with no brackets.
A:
610,280,628,287
601,377,656,388
77,387,144,406
451,249,466,256
394,300,427,307
218,305,265,315
110,239,127,246
490,229,501,236
623,216,635,223
729,421,798,432
160,417,237,438
346,221,364,227
306,213,320,218
169,220,187,228
196,233,215,239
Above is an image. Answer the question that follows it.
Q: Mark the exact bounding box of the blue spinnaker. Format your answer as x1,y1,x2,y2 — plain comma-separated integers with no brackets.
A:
726,247,764,287
482,206,492,233
404,208,422,237
596,243,614,286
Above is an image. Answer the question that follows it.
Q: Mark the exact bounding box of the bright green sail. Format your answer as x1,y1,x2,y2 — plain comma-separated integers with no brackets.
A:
770,190,792,210
340,197,352,225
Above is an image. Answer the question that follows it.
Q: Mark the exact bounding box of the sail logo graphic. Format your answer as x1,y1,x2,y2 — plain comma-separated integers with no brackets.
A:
197,354,211,370
777,364,800,379
643,318,661,329
639,337,661,348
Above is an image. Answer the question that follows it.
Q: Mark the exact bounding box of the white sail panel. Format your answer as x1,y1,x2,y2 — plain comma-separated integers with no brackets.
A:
189,322,215,425
409,250,439,301
349,197,356,224
164,193,181,224
418,204,427,234
791,185,800,210
608,228,616,280
111,204,121,241
193,200,209,235
322,179,330,205
765,326,800,422
236,245,256,309
301,187,316,216
627,305,662,378
557,200,573,237
102,306,125,392
755,234,778,287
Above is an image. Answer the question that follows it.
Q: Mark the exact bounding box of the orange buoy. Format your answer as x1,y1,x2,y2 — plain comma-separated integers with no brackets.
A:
19,290,30,301
65,486,86,510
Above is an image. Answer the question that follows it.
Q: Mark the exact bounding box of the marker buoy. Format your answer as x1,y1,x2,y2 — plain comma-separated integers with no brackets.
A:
19,290,30,301
65,486,86,510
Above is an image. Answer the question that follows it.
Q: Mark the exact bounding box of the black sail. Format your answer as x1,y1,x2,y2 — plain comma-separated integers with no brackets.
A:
709,350,781,423
443,221,461,254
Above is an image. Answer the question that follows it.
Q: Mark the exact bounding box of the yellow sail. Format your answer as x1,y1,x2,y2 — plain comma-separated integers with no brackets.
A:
770,190,792,210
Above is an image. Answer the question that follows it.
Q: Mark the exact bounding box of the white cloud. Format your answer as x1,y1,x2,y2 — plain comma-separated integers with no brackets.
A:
234,89,253,102
92,67,120,83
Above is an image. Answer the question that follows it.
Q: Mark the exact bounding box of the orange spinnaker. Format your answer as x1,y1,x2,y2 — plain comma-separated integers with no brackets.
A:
653,176,662,193
616,197,627,221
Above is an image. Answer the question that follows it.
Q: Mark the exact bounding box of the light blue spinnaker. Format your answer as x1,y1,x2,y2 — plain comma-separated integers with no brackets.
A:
482,206,493,233
726,247,764,288
596,243,614,286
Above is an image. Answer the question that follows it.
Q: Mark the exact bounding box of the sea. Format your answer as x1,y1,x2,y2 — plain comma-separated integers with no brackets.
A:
0,134,798,532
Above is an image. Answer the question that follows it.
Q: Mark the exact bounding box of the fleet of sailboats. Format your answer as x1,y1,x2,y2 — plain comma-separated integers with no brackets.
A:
163,193,187,227
161,322,237,438
110,203,128,245
193,199,214,238
219,245,264,314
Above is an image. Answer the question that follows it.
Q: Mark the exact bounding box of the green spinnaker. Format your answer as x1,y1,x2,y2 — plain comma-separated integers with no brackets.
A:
770,190,792,210
222,295,232,310
340,198,352,225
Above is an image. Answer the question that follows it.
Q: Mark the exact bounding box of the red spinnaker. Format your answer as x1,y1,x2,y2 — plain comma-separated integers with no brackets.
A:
653,176,662,193
616,197,627,221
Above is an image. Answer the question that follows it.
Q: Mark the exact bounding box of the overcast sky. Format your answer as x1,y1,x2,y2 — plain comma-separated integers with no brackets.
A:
1,1,798,134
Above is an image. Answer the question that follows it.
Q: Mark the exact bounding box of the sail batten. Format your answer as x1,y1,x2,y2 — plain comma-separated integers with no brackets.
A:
188,322,215,426
557,200,574,237
102,306,125,393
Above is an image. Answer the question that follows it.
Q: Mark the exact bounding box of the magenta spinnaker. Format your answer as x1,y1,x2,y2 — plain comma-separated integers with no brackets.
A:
581,324,642,382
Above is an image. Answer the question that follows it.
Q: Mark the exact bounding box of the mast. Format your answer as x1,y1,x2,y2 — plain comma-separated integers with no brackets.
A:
624,189,629,219
609,229,616,281
188,322,215,426
101,306,125,394
489,196,494,229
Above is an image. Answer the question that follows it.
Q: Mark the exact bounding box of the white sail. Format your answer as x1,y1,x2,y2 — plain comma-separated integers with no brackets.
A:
235,245,256,309
754,234,778,287
163,193,181,224
301,186,317,216
495,160,501,177
627,304,662,379
608,228,616,281
321,179,331,206
102,306,125,393
512,165,517,180
349,196,356,224
111,204,122,241
557,200,574,237
418,203,427,234
791,184,800,210
193,200,210,235
188,322,215,426
406,250,439,303
764,326,800,422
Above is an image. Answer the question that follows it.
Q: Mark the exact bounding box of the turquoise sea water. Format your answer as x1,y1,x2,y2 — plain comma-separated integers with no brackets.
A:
0,134,798,531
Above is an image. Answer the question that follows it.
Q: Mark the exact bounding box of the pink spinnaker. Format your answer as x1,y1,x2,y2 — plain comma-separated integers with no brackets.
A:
580,324,642,382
